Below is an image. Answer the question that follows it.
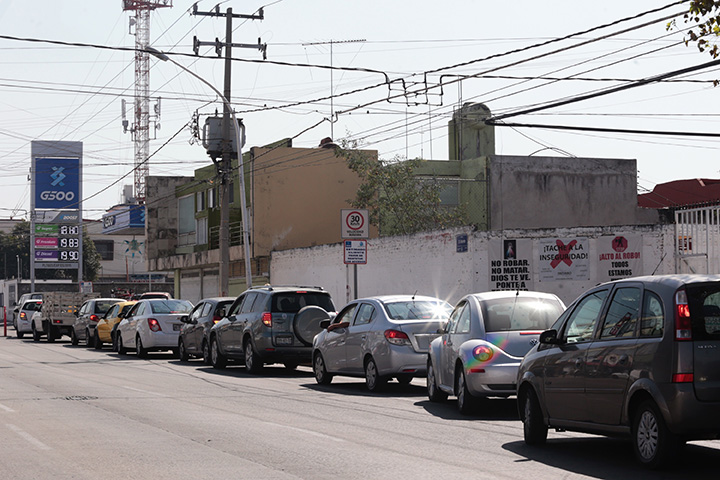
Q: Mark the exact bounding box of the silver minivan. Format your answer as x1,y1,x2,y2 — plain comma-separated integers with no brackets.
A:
517,274,720,468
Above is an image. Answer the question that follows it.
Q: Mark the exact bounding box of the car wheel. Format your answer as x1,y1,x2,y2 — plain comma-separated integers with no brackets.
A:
364,357,387,392
244,338,263,374
32,323,40,342
283,362,299,371
396,374,413,385
85,329,92,347
427,360,448,402
178,338,189,362
210,337,227,370
202,340,211,366
70,328,79,346
456,368,478,415
46,325,56,343
522,388,548,445
111,333,119,353
632,400,683,469
313,352,333,385
117,335,127,355
93,331,102,350
16,330,24,339
136,335,148,358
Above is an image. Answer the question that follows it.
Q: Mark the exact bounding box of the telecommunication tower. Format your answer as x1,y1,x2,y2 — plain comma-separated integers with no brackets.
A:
121,0,172,202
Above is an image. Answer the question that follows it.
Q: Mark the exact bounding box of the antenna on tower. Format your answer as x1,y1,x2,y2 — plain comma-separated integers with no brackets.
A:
121,0,173,203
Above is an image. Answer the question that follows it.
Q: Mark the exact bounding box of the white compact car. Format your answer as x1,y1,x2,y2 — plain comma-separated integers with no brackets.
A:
116,299,193,358
15,299,43,339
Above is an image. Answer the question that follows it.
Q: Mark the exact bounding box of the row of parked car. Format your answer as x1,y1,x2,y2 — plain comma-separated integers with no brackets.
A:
10,274,720,469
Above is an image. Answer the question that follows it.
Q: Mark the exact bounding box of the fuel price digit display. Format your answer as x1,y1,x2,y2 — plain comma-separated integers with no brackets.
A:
58,223,81,264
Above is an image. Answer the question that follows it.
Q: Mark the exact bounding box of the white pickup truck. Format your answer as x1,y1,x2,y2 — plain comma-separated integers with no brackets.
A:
31,292,100,342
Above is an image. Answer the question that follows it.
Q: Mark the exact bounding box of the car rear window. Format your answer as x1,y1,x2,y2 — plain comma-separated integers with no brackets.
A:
95,301,119,315
24,301,43,312
271,292,334,314
383,300,452,320
480,296,565,332
150,300,194,314
686,284,720,340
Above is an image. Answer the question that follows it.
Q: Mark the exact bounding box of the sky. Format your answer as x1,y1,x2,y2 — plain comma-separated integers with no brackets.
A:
1,0,718,221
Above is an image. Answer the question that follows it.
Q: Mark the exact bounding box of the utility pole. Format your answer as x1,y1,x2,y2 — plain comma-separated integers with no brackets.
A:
192,5,265,296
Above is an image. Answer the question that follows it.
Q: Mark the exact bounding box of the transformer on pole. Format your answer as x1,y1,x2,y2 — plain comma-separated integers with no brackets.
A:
122,0,172,203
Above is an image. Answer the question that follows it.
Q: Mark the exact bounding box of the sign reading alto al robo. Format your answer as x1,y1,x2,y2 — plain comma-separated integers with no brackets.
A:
34,157,80,209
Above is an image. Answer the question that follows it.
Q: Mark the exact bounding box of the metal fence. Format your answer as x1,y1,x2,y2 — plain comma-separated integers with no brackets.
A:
675,206,720,274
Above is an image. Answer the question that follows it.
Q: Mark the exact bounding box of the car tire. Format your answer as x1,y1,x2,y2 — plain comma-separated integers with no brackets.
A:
202,340,211,366
46,325,56,343
632,400,683,469
210,337,227,370
178,339,189,362
136,335,148,359
284,362,299,371
456,369,478,415
522,388,548,445
313,352,333,385
111,333,119,353
32,324,41,342
16,330,24,339
427,360,448,402
70,328,79,346
364,357,387,392
244,338,263,374
117,335,127,355
93,331,102,350
85,329,92,347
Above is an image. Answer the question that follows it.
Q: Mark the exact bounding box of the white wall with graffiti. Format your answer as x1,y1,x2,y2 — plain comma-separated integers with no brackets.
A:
270,224,676,307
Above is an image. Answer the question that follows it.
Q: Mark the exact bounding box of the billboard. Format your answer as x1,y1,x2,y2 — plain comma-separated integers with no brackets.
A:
34,157,81,209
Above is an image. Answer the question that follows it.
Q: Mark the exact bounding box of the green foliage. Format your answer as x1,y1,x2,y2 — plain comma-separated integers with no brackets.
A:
339,144,467,236
0,220,102,282
671,1,720,65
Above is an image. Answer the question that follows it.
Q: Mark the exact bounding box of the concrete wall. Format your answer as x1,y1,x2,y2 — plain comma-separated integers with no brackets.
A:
270,224,675,307
489,155,659,230
146,176,193,271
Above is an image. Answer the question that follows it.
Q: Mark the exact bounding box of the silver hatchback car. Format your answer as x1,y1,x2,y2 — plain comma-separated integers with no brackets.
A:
517,275,720,468
312,295,453,391
427,291,565,414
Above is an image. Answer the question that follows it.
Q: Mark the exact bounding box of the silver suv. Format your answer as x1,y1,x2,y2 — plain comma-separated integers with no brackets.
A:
209,285,335,373
517,274,720,468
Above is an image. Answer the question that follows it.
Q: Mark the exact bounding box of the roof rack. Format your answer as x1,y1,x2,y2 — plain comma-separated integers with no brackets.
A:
248,284,325,292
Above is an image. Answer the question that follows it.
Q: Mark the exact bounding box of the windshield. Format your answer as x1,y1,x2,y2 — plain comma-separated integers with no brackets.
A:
480,296,565,332
150,300,193,314
95,301,119,314
384,300,453,320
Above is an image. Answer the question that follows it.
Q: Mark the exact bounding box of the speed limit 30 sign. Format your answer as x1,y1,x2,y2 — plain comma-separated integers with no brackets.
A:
341,209,369,239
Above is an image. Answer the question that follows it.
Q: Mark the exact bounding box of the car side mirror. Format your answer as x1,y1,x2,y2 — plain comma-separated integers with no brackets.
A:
320,319,331,329
180,315,189,323
539,329,561,345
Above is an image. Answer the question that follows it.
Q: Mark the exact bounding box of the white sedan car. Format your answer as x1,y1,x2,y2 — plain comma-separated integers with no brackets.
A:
15,299,43,339
116,299,193,358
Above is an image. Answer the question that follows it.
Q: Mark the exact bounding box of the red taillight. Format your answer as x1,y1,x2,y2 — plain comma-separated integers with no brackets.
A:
212,315,222,323
473,345,494,362
20,312,26,320
673,373,694,383
90,314,99,322
384,329,410,346
147,318,161,332
675,289,692,341
262,312,272,327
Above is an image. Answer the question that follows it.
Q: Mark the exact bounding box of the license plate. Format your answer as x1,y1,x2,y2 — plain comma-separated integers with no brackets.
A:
173,324,181,331
275,336,292,345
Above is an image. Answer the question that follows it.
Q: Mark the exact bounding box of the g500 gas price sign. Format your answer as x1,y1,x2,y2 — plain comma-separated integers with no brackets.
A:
34,223,81,268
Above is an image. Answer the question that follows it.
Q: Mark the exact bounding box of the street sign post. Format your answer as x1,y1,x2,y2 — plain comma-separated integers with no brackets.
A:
341,209,369,239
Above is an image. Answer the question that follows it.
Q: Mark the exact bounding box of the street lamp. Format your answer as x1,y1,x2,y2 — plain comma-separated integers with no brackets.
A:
145,46,253,293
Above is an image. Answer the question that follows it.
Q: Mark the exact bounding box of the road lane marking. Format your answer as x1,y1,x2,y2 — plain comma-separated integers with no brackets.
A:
6,424,51,450
0,402,15,413
262,420,346,442
123,386,166,397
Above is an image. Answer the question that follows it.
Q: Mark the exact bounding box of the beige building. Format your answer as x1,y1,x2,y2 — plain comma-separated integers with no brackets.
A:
145,140,378,302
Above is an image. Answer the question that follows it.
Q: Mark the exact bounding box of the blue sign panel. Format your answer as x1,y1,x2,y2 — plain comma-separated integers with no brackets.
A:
456,234,468,253
35,157,80,209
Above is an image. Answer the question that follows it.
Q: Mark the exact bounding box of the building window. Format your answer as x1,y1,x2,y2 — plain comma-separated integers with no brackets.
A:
93,239,114,261
178,194,196,246
208,188,216,209
196,191,205,212
196,217,208,245
229,181,235,204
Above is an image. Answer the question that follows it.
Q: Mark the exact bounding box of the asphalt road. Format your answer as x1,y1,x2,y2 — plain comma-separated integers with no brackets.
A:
1,332,719,479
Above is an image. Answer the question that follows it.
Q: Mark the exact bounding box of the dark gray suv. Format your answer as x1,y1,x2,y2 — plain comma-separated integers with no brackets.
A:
209,285,335,373
517,274,720,468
